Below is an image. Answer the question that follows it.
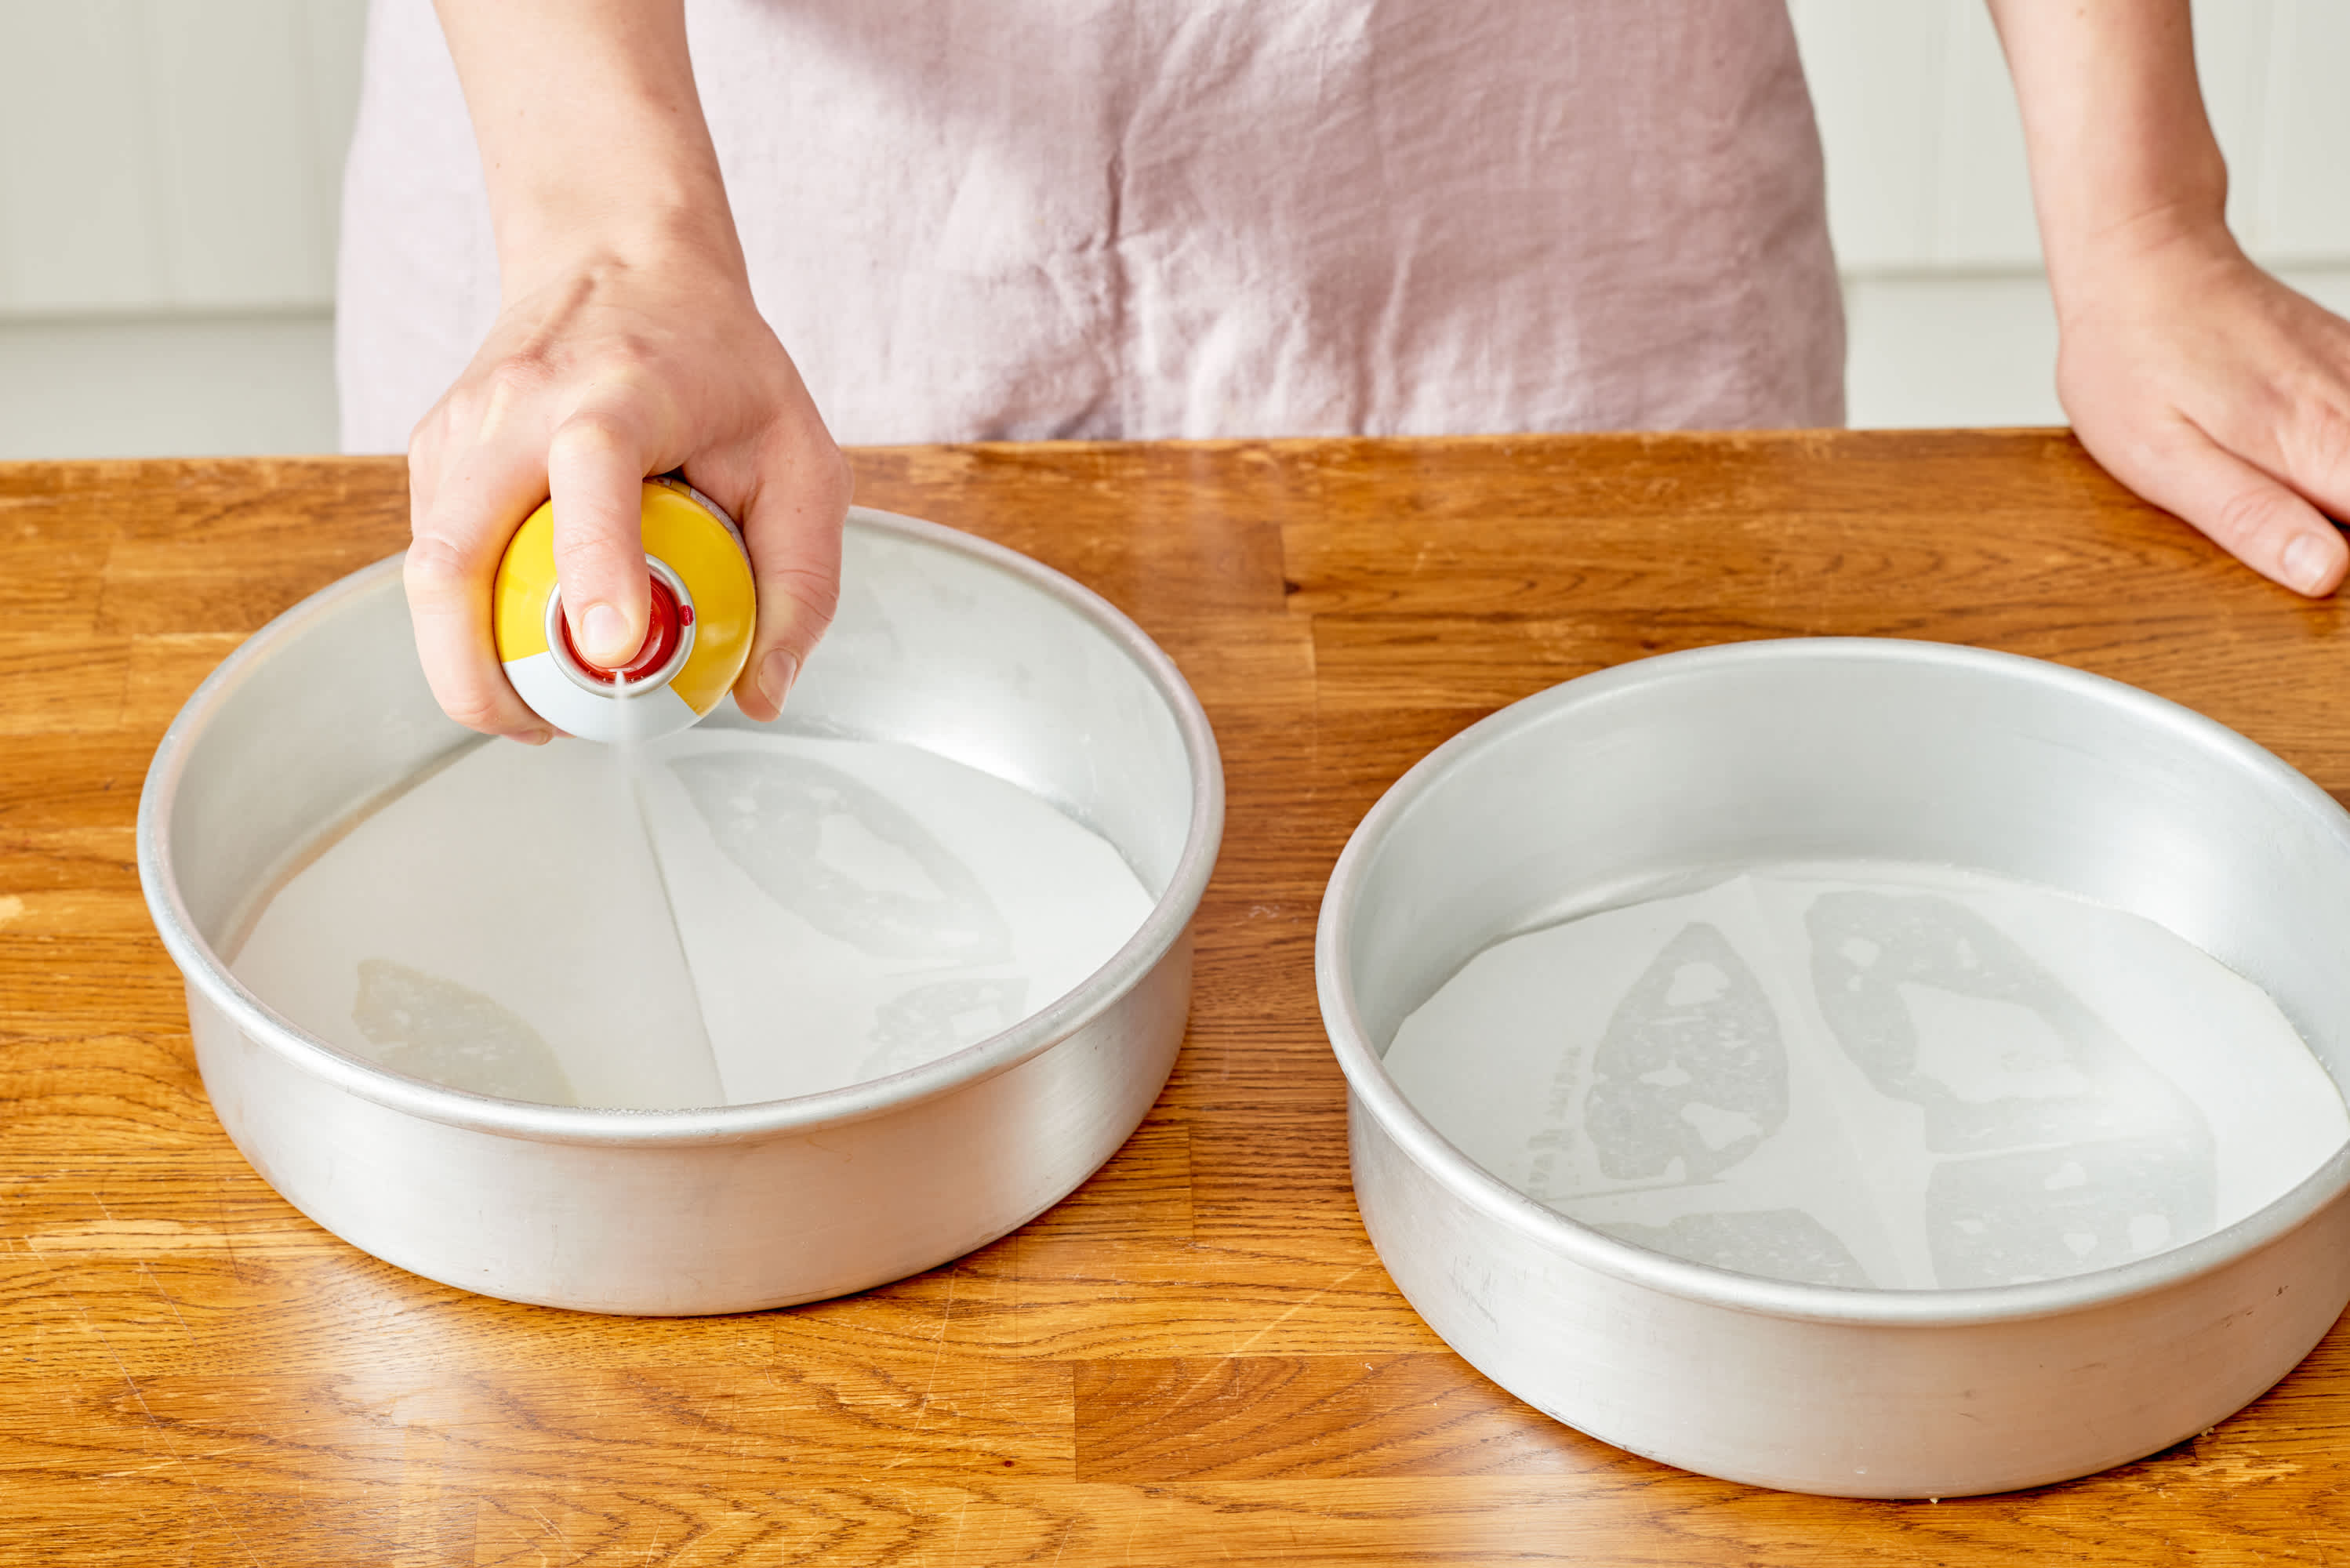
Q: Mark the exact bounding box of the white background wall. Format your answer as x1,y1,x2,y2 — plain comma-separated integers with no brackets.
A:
0,0,361,457
0,0,2344,458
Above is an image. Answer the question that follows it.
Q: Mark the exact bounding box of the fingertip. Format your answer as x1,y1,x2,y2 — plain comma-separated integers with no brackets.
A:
720,646,793,724
729,546,836,726
2279,528,2348,597
758,647,801,713
577,601,638,667
2112,423,2348,598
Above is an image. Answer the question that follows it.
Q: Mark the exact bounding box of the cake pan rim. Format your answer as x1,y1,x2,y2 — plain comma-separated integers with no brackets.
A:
1317,634,2350,1330
138,506,1224,1147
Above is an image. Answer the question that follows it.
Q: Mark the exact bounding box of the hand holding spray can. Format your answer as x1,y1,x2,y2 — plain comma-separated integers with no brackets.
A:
491,476,757,742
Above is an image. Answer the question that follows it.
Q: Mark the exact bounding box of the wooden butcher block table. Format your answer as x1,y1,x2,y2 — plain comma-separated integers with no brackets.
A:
3,431,2348,1565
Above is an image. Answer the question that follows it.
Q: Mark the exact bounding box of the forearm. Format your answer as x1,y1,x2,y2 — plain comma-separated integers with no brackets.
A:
1982,0,2350,598
1985,0,2232,312
433,0,743,300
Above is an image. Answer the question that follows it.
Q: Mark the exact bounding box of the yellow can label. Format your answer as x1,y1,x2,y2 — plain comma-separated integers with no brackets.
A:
492,478,757,733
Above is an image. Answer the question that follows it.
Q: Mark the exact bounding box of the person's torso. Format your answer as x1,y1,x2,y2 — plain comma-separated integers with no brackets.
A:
339,0,1843,450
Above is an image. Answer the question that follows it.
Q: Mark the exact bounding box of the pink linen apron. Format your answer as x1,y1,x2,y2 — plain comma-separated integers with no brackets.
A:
337,0,1843,449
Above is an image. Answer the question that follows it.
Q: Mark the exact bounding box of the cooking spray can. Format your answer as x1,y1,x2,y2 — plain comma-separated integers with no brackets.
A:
492,476,757,742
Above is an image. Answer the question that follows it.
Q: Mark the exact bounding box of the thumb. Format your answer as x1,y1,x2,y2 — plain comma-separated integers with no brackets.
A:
547,411,656,667
728,437,852,722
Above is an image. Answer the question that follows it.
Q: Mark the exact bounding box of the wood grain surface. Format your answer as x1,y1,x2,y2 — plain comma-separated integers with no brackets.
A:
4,432,2349,1565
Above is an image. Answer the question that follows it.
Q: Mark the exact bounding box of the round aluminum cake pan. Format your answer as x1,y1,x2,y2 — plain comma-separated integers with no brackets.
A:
1317,638,2350,1497
137,506,1222,1316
